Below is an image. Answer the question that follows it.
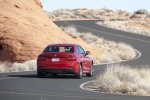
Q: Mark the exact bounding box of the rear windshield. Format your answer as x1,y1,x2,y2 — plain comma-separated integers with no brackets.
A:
44,46,74,53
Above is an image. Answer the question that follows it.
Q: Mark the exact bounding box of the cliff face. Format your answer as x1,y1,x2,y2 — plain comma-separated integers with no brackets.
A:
0,0,102,62
34,0,43,8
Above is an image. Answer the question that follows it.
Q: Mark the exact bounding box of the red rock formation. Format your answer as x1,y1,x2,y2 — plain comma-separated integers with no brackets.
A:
0,0,69,62
0,0,102,62
34,0,43,8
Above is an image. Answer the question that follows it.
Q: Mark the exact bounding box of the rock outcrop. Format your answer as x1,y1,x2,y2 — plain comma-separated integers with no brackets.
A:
0,0,102,62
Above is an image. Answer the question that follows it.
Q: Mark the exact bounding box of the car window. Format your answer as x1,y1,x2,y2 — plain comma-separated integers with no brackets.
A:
78,46,85,54
45,46,74,53
76,45,85,54
76,46,81,54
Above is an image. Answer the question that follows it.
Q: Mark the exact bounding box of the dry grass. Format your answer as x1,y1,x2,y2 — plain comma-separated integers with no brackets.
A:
0,63,8,73
90,64,150,96
0,26,136,73
61,26,136,64
47,8,149,21
99,21,150,36
60,26,79,39
0,60,37,73
24,60,37,70
46,8,133,21
47,8,119,20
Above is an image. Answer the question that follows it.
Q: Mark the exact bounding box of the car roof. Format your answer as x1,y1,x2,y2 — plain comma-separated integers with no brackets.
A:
48,43,78,47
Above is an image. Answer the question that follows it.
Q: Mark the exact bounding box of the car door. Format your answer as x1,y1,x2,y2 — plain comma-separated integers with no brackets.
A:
77,45,89,71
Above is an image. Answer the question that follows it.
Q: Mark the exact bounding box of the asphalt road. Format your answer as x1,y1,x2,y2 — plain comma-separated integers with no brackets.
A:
0,20,150,100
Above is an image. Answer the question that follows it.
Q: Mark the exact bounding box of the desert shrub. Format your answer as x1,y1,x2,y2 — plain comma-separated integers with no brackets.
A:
147,13,150,18
79,32,99,43
9,62,29,72
72,8,79,11
80,11,94,18
110,18,126,21
102,7,113,12
23,60,37,70
61,26,136,64
46,12,55,19
46,8,138,20
91,64,150,96
116,42,136,60
52,9,74,17
46,8,132,19
60,15,71,18
117,10,125,15
0,63,7,72
0,60,37,73
99,20,150,36
93,15,104,20
0,61,12,72
140,29,150,36
134,9,148,15
60,26,79,39
117,10,130,17
74,10,82,16
52,9,76,18
80,8,88,10
130,14,142,19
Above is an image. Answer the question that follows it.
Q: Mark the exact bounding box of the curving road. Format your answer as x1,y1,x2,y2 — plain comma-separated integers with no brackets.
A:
0,20,150,100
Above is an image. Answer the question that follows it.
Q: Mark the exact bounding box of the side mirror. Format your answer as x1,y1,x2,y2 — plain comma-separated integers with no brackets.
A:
85,51,91,55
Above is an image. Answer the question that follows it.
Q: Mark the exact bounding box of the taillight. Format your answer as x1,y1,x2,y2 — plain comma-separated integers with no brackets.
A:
67,55,76,61
37,55,46,61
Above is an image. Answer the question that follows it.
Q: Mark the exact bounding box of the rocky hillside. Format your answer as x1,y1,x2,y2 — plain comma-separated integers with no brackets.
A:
0,0,102,62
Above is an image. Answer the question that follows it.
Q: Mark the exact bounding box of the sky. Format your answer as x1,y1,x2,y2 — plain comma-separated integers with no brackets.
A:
40,0,150,13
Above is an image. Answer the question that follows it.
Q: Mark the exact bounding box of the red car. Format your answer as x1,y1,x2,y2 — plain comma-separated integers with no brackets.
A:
37,43,94,79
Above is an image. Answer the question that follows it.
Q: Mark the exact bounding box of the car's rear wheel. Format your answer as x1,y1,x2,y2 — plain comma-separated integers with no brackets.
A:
86,64,94,77
37,70,45,78
75,64,82,79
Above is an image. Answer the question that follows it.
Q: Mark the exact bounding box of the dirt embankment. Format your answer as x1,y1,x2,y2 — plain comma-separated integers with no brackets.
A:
0,0,102,62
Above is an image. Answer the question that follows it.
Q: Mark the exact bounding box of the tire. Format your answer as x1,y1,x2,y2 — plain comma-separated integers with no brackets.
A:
37,70,44,78
75,64,82,79
86,64,94,77
52,74,57,77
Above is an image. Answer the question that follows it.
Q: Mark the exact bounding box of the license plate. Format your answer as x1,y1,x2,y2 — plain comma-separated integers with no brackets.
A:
52,58,59,62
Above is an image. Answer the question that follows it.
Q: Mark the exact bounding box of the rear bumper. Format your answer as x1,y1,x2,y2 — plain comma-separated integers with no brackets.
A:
37,68,74,74
37,60,80,74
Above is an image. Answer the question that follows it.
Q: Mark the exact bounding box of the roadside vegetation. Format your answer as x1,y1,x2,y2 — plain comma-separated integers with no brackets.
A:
89,64,150,96
46,8,130,20
97,9,150,36
98,20,150,36
60,26,136,64
46,8,150,21
0,60,36,73
47,8,150,37
0,26,136,73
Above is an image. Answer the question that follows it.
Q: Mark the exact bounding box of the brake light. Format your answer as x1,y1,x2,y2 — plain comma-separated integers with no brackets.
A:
37,55,46,61
67,55,76,61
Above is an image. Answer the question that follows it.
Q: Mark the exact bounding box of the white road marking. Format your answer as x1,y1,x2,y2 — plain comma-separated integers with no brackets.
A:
0,77,17,80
